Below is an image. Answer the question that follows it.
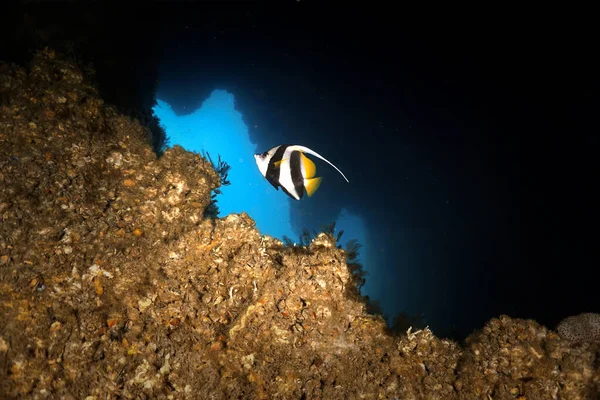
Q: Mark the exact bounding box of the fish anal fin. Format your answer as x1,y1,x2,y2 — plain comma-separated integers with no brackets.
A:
300,152,317,178
304,177,322,197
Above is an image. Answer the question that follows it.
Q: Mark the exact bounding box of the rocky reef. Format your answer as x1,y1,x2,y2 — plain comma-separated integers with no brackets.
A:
1,49,598,399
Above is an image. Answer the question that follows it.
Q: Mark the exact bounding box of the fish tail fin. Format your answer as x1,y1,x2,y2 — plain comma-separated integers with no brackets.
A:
304,177,322,197
290,145,349,183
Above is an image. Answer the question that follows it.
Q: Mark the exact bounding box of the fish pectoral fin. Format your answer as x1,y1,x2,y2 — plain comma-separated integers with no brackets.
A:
274,158,289,169
300,152,317,178
304,177,322,197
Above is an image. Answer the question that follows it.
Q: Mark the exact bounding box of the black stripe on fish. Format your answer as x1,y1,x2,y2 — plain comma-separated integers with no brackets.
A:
289,150,305,199
265,145,287,189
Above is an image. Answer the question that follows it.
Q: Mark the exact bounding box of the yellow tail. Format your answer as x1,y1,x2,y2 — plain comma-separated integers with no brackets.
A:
304,177,322,197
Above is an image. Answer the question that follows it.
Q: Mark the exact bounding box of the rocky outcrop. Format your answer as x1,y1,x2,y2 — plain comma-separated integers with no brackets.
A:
1,49,598,400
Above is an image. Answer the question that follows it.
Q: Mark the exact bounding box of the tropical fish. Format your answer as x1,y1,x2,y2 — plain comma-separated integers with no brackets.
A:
254,144,349,200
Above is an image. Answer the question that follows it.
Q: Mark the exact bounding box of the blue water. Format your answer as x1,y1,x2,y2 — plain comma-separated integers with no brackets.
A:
153,90,368,259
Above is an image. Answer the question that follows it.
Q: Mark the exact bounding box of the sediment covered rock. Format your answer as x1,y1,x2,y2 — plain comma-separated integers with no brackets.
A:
1,48,598,399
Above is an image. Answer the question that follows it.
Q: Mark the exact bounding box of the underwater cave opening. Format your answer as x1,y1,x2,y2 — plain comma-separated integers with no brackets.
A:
152,89,377,305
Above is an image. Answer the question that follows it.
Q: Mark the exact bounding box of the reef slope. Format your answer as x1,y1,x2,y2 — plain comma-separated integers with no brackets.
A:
1,49,598,399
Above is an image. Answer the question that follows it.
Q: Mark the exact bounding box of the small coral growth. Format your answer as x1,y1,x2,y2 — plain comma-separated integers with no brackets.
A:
557,312,600,343
202,151,232,219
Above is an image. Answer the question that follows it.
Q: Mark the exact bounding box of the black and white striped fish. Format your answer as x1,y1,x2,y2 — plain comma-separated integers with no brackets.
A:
254,144,349,200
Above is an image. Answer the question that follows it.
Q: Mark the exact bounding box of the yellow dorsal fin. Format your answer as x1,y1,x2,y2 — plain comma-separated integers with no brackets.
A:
304,177,322,197
300,152,317,178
